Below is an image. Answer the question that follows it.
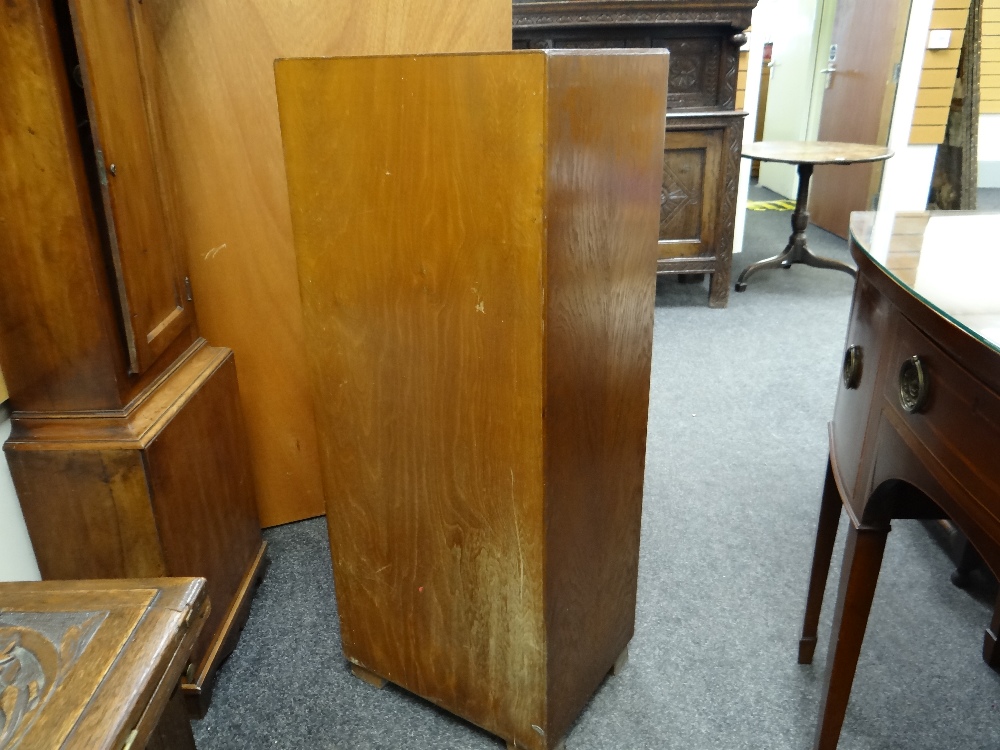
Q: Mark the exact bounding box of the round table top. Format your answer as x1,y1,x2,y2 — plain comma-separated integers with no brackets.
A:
741,141,893,166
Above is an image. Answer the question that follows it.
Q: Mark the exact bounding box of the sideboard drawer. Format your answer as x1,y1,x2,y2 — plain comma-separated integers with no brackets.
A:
883,316,1000,517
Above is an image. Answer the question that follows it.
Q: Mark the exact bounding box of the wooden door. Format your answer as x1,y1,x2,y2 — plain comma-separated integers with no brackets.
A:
69,0,192,374
809,0,912,238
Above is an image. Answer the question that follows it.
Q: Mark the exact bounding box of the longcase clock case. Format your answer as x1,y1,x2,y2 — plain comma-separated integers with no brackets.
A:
0,0,265,715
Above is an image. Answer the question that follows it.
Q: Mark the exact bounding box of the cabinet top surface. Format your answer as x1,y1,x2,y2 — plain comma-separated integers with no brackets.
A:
851,211,1000,353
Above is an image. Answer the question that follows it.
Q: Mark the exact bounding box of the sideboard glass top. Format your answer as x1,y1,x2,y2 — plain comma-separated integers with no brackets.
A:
851,211,1000,353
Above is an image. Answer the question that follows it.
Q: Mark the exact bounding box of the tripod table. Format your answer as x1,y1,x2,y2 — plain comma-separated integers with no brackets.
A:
735,141,892,292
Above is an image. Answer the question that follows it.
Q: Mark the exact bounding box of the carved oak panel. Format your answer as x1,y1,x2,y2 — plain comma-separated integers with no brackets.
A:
0,612,106,748
660,130,720,255
661,146,707,241
651,37,721,109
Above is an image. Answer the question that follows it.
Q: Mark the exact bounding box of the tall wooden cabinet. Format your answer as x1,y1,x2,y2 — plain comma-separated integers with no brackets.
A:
0,0,264,714
513,0,757,307
277,50,668,750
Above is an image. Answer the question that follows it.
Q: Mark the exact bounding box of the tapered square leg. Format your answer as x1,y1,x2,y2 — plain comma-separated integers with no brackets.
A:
800,459,843,664
813,523,889,750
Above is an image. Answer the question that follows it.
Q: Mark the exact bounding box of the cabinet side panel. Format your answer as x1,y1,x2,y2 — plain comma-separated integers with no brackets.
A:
5,449,166,579
277,54,547,746
543,51,669,740
0,0,123,411
144,352,262,671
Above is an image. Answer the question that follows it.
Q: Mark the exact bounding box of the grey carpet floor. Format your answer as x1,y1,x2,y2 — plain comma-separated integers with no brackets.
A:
194,189,1000,749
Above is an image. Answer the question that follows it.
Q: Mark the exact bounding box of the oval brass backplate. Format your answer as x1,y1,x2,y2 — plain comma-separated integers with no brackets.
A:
899,355,929,413
843,345,863,390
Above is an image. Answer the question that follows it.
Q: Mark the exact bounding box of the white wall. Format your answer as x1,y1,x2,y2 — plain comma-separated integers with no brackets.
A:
978,114,1000,188
0,406,41,582
733,30,766,254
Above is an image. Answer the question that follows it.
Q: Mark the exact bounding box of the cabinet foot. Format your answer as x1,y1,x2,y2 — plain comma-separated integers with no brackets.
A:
350,663,387,689
610,645,629,676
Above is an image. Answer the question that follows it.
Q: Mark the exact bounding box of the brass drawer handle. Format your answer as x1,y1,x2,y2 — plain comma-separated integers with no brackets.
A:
843,345,863,389
899,355,929,413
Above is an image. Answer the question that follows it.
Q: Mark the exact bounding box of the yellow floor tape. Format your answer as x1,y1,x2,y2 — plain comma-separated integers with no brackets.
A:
747,199,795,211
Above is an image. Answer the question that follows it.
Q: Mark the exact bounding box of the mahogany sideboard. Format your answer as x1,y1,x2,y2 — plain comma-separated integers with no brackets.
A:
0,0,265,715
799,211,1000,749
0,578,208,749
277,50,668,750
513,0,756,308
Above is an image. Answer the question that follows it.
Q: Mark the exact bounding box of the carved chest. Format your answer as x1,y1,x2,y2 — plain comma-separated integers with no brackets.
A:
514,0,757,307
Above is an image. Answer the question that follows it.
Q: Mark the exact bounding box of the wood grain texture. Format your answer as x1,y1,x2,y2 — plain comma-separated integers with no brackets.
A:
279,52,550,747
0,578,207,750
134,0,511,527
6,449,168,581
277,50,666,749
541,51,667,741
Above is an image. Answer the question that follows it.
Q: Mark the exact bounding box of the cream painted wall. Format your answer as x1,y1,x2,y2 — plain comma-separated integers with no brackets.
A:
754,0,942,218
754,0,831,198
734,30,766,253
978,114,1000,187
0,407,40,582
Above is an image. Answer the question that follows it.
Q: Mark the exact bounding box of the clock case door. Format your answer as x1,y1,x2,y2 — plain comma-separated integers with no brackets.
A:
68,0,192,375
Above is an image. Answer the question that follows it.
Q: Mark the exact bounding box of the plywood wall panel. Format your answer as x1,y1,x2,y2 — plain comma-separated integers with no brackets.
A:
139,1,511,526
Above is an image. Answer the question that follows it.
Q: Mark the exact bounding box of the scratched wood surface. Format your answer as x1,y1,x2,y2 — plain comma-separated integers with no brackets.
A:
135,0,511,527
277,50,667,749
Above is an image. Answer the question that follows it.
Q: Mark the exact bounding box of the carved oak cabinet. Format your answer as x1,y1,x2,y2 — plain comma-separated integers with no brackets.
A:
0,0,264,715
514,0,757,307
